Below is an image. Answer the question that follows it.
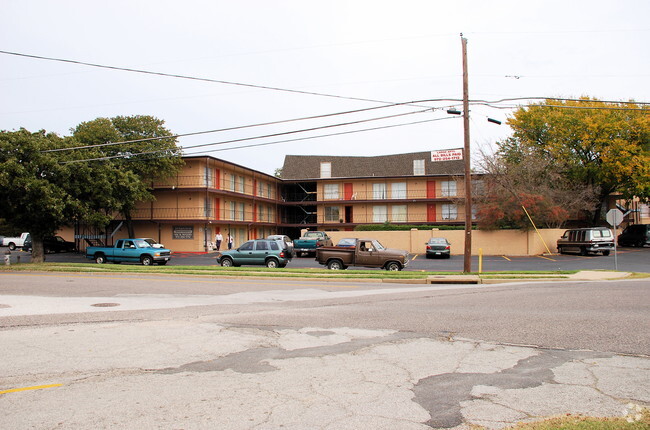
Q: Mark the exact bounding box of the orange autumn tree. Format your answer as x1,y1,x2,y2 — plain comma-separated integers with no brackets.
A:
501,98,650,224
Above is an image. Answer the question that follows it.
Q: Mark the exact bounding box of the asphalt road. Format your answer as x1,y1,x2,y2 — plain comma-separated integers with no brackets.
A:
5,245,650,272
1,272,648,428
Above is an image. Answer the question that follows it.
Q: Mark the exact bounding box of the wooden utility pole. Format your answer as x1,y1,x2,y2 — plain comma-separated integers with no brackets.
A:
461,35,472,273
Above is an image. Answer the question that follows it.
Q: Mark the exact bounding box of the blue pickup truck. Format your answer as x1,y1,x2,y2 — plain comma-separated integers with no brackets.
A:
86,238,172,265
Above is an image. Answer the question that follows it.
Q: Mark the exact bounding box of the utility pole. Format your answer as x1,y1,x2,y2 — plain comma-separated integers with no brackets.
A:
461,34,472,273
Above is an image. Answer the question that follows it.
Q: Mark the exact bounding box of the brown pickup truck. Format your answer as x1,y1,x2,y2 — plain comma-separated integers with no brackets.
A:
315,238,409,271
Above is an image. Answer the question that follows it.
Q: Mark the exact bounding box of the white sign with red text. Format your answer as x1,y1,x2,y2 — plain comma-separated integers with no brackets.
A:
431,149,463,162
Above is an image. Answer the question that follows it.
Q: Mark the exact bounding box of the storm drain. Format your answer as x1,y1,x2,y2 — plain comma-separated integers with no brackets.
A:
91,303,120,308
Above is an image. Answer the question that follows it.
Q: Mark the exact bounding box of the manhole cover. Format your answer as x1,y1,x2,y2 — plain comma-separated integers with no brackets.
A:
0,304,11,309
91,303,120,308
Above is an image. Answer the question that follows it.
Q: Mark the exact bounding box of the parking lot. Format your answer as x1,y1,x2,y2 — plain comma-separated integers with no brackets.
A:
4,246,649,273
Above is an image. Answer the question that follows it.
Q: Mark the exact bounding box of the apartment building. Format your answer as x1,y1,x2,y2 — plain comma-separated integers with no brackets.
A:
75,151,470,252
279,151,470,232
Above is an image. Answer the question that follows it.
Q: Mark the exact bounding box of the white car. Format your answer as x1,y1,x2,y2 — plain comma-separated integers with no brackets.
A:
138,238,165,249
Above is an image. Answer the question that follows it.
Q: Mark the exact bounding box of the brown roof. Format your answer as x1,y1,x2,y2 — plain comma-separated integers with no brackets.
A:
280,151,464,180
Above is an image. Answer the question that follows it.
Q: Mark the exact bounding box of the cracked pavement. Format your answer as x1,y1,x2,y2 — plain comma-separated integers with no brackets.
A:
1,319,648,429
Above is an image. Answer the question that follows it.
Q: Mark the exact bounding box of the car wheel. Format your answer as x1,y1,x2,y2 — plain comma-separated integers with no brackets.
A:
602,250,610,256
637,239,645,247
558,247,564,255
444,254,451,259
425,254,431,259
8,243,16,251
327,259,344,270
141,256,153,266
385,262,401,271
580,247,588,256
94,254,106,264
266,259,279,268
220,257,233,267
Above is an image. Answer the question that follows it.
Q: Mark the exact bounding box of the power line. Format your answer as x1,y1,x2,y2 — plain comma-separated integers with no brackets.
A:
61,107,439,163
44,98,463,152
0,49,432,108
182,116,462,156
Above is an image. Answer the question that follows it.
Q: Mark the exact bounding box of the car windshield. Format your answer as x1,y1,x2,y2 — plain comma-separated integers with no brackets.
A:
304,232,322,238
428,238,447,244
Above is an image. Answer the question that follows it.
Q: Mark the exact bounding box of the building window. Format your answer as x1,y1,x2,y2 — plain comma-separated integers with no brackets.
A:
229,174,236,191
391,182,406,199
325,206,340,222
239,202,245,221
391,205,407,222
324,183,339,200
373,205,387,223
413,159,425,175
442,204,458,220
204,167,214,188
204,198,212,218
258,205,265,222
372,183,387,200
320,162,332,178
441,180,457,197
229,201,236,220
267,183,272,199
238,176,245,194
267,206,273,222
258,181,265,197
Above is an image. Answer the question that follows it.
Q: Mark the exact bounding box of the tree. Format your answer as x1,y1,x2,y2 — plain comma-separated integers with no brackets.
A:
501,98,650,224
71,115,183,237
0,129,111,262
475,146,598,229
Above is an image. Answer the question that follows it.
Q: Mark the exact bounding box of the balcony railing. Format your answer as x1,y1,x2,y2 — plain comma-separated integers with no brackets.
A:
152,175,277,200
131,207,276,223
283,189,461,202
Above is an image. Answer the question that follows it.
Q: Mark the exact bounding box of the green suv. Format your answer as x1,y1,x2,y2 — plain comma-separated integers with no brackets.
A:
216,239,292,268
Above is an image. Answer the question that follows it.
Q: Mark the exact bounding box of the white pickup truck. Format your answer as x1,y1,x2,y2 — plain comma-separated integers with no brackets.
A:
2,232,30,250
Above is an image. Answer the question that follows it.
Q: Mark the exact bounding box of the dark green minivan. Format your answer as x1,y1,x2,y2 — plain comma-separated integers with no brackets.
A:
216,239,292,268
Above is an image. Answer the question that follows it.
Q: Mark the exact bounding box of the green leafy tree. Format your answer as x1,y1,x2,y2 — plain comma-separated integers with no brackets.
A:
0,129,112,262
502,97,649,224
71,115,183,237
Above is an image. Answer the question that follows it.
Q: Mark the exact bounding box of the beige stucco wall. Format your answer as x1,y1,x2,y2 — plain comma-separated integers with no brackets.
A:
322,228,565,256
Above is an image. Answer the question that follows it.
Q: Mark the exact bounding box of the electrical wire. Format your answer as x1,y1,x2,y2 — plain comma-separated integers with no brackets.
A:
182,116,462,156
44,98,464,152
61,107,439,163
0,50,433,108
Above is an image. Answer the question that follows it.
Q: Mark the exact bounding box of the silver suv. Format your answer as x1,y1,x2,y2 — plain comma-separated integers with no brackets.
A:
557,227,614,256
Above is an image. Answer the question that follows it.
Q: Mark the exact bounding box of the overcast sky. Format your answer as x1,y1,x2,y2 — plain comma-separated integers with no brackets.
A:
1,0,648,175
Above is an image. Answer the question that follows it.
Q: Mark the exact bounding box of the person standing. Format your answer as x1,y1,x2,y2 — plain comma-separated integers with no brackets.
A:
215,232,223,251
227,233,234,250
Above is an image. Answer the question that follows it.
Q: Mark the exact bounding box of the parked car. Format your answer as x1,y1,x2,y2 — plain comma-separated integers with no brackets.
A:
216,239,292,268
557,227,614,256
267,234,294,257
425,237,451,259
316,238,409,271
336,238,357,248
22,235,76,253
618,224,649,247
138,238,165,249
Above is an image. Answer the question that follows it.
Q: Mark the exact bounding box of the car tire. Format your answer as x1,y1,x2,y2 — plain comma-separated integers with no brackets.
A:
94,254,106,264
580,247,588,256
266,258,279,268
602,250,610,256
8,243,16,251
444,254,451,259
141,256,153,266
327,259,344,270
385,261,401,271
220,257,234,267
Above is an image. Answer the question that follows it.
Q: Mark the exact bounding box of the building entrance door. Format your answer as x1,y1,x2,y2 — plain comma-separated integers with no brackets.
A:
427,204,437,222
345,206,353,223
344,183,354,200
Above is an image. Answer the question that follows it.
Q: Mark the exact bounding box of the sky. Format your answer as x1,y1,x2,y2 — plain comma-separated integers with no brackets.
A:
1,0,648,175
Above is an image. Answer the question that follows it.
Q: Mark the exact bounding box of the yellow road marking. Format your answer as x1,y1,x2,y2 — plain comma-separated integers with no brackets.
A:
501,256,511,261
0,384,62,395
537,255,556,261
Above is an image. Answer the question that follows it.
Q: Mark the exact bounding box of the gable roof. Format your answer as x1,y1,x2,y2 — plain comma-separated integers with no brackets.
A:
280,151,464,180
